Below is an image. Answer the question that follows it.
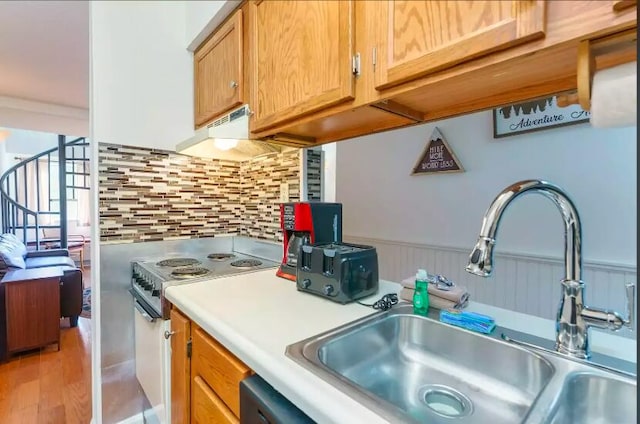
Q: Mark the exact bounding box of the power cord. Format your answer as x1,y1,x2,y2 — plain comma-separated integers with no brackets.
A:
357,293,399,311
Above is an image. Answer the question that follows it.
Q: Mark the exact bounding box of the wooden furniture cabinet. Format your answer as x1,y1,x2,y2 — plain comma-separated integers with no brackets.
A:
194,9,244,128
2,267,63,354
249,0,356,132
170,307,253,423
372,0,546,90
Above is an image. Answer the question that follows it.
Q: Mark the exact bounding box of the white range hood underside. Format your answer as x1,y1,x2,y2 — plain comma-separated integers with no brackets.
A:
176,105,282,161
178,138,282,161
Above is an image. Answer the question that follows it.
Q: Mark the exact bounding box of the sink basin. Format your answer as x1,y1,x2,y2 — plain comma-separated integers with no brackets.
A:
288,305,554,423
547,373,637,424
287,304,637,424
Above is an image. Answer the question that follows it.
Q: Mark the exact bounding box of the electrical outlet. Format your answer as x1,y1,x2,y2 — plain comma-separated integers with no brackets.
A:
280,183,289,202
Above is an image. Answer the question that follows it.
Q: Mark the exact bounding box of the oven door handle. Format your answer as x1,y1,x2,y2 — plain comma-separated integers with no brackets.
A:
134,300,156,322
129,288,162,321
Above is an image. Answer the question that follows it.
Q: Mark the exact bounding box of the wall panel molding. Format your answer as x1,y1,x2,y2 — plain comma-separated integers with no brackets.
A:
347,235,637,339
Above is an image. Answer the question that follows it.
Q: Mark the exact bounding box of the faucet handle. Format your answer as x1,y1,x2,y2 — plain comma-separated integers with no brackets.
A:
625,283,635,330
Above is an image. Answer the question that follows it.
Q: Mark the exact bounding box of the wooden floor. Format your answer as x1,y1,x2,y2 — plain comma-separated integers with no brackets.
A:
0,267,92,424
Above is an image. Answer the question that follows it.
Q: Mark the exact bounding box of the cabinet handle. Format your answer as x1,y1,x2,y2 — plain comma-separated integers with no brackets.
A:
164,330,175,339
229,80,238,89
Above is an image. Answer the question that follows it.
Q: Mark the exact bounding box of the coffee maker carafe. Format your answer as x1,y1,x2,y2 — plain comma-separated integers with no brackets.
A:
276,202,342,281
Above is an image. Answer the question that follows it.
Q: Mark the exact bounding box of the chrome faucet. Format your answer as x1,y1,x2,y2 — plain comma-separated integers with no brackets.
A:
466,179,634,359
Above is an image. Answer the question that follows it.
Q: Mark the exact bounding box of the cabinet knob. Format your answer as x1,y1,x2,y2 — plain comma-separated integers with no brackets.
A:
164,330,175,340
229,80,238,89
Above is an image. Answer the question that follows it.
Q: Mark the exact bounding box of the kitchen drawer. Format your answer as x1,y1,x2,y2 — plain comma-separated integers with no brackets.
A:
192,326,252,416
192,376,239,424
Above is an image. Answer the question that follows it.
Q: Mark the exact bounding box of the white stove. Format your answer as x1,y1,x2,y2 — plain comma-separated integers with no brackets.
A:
128,236,281,424
130,250,278,319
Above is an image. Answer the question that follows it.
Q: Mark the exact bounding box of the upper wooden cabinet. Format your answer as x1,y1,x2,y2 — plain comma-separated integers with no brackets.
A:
249,0,356,132
194,9,244,128
373,1,547,90
193,0,636,147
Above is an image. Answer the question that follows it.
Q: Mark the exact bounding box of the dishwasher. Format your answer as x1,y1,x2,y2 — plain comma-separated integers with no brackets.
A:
240,374,316,424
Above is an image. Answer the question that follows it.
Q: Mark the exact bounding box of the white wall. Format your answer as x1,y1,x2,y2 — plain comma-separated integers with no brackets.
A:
185,1,240,51
91,1,193,150
3,128,59,158
322,142,337,202
336,111,636,266
90,2,196,422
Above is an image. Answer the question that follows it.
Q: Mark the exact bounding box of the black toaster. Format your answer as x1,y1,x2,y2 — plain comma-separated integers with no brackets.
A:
296,242,379,303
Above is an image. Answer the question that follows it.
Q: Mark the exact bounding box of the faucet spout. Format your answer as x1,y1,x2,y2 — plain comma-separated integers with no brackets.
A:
466,180,582,282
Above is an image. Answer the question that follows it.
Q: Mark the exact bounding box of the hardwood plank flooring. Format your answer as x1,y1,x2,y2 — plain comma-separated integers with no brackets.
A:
0,267,92,424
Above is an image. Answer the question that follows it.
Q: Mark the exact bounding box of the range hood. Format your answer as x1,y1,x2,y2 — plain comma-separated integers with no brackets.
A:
176,105,281,161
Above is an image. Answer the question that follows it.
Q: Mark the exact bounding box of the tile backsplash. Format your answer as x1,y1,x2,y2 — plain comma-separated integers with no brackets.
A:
239,150,300,242
99,144,314,244
306,149,322,201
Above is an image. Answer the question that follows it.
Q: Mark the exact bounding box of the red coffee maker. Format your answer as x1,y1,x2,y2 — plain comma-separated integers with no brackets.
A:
276,202,342,281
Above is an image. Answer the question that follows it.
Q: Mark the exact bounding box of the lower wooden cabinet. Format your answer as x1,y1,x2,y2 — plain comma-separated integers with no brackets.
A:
170,307,253,423
192,326,252,417
171,308,192,423
192,376,239,424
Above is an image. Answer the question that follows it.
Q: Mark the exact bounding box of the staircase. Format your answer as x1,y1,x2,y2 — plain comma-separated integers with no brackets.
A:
0,135,90,249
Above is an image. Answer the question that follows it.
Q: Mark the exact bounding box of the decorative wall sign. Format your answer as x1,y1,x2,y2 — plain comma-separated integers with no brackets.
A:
412,127,464,175
493,95,590,138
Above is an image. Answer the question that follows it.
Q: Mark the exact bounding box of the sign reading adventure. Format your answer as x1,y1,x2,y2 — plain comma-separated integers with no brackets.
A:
412,127,464,175
493,95,590,138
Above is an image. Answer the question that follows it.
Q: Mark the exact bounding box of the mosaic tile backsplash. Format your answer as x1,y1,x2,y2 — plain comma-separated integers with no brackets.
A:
99,144,314,243
306,149,322,201
239,150,301,241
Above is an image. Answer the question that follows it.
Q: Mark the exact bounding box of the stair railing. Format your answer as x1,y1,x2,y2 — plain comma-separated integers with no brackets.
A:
0,136,89,249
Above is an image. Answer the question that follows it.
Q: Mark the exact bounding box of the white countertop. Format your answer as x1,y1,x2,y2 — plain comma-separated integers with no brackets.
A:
165,269,636,424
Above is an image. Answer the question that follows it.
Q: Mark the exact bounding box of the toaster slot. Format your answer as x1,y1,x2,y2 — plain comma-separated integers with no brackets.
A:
322,248,336,275
301,245,313,270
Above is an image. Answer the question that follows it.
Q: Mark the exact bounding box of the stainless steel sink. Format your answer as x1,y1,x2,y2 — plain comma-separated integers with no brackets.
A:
547,373,637,424
317,313,553,423
286,304,637,424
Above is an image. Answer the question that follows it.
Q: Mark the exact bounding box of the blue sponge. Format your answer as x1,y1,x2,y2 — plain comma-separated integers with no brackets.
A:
439,310,496,334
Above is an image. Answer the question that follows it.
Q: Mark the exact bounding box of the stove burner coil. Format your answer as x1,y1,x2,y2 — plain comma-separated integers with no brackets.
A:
156,258,201,267
170,266,211,279
230,259,263,268
207,253,236,261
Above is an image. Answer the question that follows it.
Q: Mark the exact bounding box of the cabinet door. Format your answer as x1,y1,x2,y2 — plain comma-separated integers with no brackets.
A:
170,308,191,424
191,327,251,417
194,9,244,128
374,1,546,90
250,0,355,132
192,376,239,424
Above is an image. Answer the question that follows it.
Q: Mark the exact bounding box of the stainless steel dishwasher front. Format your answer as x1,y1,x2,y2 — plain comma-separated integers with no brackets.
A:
239,374,315,424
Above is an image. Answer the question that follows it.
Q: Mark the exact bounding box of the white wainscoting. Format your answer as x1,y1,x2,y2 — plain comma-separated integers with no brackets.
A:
347,236,637,339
